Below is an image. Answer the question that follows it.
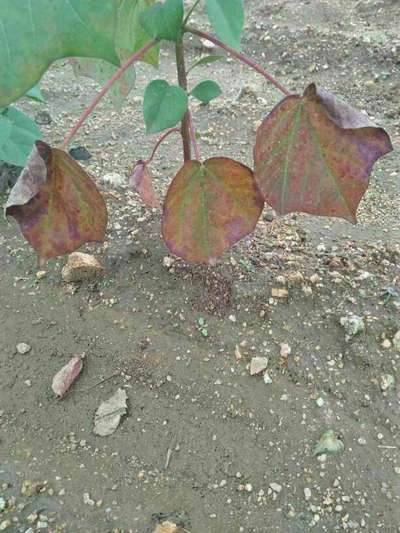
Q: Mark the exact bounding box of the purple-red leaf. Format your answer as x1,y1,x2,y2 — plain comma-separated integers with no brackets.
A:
5,141,108,264
254,83,393,223
52,356,83,398
162,157,264,263
129,160,160,208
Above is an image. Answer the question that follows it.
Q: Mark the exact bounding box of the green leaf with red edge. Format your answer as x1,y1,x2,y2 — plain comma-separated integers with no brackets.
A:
5,141,108,265
162,157,264,263
129,160,160,208
254,83,393,223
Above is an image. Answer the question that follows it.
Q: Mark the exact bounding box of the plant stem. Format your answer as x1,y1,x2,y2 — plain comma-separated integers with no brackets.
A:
61,40,158,151
182,0,201,27
187,109,200,160
185,26,291,96
175,38,192,161
145,127,181,165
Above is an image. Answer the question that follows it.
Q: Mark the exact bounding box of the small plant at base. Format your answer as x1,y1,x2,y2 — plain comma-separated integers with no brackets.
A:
0,0,393,266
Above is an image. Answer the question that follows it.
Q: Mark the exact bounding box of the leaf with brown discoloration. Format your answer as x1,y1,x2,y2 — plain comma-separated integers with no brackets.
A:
129,160,160,208
162,157,264,263
5,141,108,264
254,83,392,223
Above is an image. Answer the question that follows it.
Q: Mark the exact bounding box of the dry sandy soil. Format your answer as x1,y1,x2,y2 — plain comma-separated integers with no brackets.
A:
1,0,400,532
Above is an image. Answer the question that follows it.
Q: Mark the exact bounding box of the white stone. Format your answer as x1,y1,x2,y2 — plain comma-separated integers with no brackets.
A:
269,482,282,493
250,356,268,376
102,172,126,188
16,342,31,354
304,487,312,501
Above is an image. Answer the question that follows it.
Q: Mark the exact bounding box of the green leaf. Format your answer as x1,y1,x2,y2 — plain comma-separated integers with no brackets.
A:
70,56,136,112
116,0,160,67
25,84,45,103
70,1,160,112
187,54,224,74
191,80,222,103
143,80,188,134
0,114,12,149
0,0,159,107
139,0,184,41
205,0,244,49
0,107,42,166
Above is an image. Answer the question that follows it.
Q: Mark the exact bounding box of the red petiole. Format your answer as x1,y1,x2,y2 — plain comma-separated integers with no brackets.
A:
185,26,291,96
145,127,181,165
60,40,158,151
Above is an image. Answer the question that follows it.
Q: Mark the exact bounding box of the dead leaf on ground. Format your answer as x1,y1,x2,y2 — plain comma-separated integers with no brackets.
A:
153,522,178,533
93,388,128,436
52,356,83,397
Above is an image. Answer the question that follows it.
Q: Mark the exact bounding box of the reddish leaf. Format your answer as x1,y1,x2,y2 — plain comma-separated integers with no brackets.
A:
5,141,108,264
52,356,83,398
254,83,392,223
162,157,264,263
129,160,160,208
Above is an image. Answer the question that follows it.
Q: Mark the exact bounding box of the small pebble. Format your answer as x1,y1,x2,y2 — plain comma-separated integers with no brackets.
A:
381,339,391,349
269,482,282,493
17,343,31,354
316,397,325,407
163,256,174,269
250,356,268,376
263,371,272,384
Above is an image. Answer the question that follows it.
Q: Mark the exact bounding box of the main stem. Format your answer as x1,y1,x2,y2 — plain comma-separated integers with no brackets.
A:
61,40,158,151
175,38,192,161
185,26,291,96
187,109,200,160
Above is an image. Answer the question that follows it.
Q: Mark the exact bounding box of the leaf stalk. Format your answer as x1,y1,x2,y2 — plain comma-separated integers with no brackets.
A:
145,127,181,165
61,40,158,151
185,26,291,96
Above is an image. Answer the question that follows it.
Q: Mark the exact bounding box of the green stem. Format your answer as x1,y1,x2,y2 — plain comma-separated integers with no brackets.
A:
61,40,158,150
175,38,192,161
187,109,200,160
182,0,201,27
185,26,291,96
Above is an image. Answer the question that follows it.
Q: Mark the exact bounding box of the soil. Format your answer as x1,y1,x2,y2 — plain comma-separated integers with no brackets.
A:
1,1,400,532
